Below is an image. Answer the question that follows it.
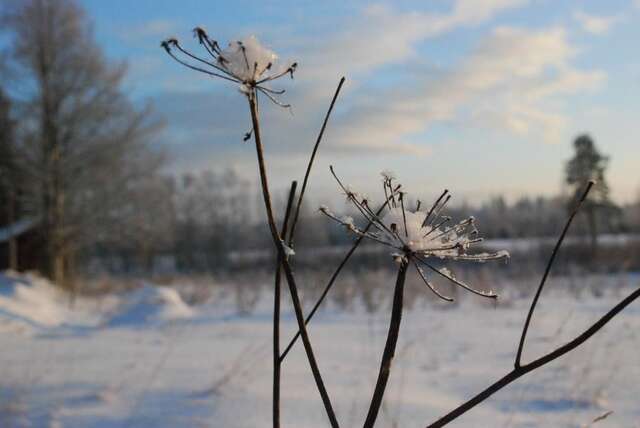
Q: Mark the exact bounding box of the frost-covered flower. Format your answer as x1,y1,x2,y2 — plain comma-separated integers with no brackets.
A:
380,169,396,181
161,28,296,107
320,167,510,301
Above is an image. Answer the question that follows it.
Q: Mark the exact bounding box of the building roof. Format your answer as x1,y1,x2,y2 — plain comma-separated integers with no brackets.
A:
0,217,39,243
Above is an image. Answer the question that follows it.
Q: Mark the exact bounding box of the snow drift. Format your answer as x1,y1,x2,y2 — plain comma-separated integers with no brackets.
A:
106,284,195,327
0,271,194,333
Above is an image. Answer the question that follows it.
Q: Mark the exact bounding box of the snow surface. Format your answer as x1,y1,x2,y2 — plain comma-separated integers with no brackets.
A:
0,271,639,427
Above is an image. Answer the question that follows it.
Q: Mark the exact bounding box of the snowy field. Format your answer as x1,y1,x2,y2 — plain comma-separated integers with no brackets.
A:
0,270,639,428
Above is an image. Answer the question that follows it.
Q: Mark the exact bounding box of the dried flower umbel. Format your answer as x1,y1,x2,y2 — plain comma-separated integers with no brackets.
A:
161,28,296,108
321,167,509,301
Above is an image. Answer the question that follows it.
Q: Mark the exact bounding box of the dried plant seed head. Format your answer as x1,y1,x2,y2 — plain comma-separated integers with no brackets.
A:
217,36,277,83
322,168,510,302
161,31,294,108
193,26,207,42
381,169,397,182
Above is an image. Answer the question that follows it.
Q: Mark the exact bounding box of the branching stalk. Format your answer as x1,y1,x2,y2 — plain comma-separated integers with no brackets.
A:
288,77,346,244
248,93,340,428
273,181,297,428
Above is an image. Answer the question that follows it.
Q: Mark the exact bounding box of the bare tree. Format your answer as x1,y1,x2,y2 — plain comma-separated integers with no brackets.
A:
1,0,163,285
90,155,173,275
172,169,252,272
0,88,19,269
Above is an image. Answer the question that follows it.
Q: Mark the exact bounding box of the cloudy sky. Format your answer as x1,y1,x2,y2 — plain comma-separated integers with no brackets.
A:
82,0,640,206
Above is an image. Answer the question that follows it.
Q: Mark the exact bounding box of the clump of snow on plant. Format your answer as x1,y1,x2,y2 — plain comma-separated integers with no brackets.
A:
381,207,429,251
218,36,278,83
381,208,508,261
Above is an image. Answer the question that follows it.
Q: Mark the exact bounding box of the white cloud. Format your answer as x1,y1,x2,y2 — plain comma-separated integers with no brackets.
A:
326,26,605,151
573,11,620,35
266,1,533,154
156,2,604,165
297,0,530,83
461,27,605,143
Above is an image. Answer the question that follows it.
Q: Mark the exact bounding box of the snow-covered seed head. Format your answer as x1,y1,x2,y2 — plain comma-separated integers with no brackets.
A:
341,216,355,228
343,186,360,202
321,167,510,302
193,26,209,44
160,37,178,52
161,28,295,108
217,37,278,83
381,169,396,182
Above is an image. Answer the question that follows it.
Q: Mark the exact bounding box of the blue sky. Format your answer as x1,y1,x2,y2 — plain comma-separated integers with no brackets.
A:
80,0,640,206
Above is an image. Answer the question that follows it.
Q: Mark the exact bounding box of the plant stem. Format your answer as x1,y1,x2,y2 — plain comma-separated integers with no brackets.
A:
515,181,594,367
277,77,346,363
363,259,409,428
273,271,282,428
273,181,297,428
288,77,345,245
248,93,340,428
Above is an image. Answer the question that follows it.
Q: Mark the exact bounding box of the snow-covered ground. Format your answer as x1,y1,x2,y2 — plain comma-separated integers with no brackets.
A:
0,270,639,427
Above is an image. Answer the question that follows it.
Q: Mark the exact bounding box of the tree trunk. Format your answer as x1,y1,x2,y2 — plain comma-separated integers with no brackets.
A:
7,187,17,270
586,208,598,261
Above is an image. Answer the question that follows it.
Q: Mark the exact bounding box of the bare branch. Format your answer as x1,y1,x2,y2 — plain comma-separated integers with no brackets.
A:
247,95,340,427
288,77,345,245
515,180,595,368
426,285,640,428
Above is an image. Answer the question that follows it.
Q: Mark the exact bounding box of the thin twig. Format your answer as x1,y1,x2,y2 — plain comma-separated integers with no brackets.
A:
288,77,346,245
162,44,240,84
273,181,297,428
515,180,594,368
363,260,409,428
248,94,340,428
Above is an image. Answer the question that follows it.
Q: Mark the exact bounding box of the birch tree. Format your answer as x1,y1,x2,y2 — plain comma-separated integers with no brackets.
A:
1,0,164,285
0,88,19,269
